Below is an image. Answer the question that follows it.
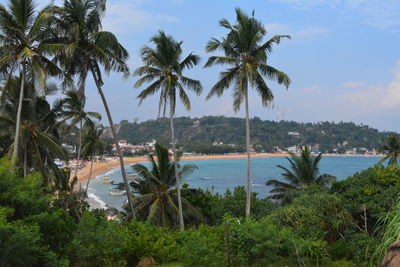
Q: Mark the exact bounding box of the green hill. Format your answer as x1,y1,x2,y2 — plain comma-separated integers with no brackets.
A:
115,116,392,153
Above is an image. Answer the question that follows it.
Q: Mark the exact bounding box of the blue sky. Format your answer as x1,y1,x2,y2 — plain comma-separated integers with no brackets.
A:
4,0,400,131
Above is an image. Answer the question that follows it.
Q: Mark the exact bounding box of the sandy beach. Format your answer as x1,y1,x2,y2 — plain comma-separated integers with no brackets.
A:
76,152,382,184
76,157,145,183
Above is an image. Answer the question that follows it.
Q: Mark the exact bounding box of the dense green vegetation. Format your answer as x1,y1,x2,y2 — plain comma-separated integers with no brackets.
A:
116,116,390,153
2,157,400,266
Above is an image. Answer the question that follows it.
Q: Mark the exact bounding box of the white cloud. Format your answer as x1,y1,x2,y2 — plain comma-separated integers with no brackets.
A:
274,0,400,28
340,81,365,88
103,2,179,34
338,62,400,110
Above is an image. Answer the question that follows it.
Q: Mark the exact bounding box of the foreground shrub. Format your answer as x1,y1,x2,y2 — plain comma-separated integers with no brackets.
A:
332,166,400,233
25,209,76,258
269,191,352,243
0,160,50,219
184,186,277,225
179,224,226,267
124,220,180,265
67,212,129,266
0,207,63,266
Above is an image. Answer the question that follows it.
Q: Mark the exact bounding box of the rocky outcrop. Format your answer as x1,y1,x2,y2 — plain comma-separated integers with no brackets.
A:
101,124,121,139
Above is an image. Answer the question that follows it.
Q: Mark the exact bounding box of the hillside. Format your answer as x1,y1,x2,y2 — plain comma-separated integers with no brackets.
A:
115,116,392,153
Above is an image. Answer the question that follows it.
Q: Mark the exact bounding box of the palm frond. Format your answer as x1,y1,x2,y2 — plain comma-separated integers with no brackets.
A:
206,66,240,100
259,64,291,89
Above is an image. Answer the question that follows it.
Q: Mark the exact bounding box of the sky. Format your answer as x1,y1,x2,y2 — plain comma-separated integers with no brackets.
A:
3,0,400,131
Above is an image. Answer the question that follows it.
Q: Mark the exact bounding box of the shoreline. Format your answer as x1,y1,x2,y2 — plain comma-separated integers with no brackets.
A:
76,153,383,185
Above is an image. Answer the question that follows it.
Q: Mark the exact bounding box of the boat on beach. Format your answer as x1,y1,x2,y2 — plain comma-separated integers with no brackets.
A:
109,191,126,196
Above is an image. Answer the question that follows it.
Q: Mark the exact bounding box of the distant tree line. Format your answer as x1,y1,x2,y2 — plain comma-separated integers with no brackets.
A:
115,116,391,153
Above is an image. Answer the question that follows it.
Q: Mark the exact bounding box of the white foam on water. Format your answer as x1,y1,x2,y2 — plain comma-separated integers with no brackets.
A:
87,191,107,209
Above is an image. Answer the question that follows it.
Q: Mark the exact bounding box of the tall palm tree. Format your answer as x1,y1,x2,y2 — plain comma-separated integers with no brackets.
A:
378,134,400,167
58,89,101,177
81,121,106,195
204,8,291,216
0,77,66,182
266,146,335,200
129,143,202,227
54,0,134,216
0,0,62,166
134,31,202,230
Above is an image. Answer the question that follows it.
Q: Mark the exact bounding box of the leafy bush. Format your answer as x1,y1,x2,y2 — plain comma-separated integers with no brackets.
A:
228,217,295,266
25,209,76,257
332,166,400,232
185,186,276,225
270,191,352,243
179,224,226,267
67,212,129,266
0,159,50,219
124,220,180,264
0,207,64,267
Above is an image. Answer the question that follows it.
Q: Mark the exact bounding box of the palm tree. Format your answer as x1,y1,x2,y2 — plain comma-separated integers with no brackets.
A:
378,134,400,167
134,31,202,230
0,0,62,166
53,167,89,220
204,8,291,216
58,90,101,177
0,77,66,182
81,121,106,195
129,143,202,227
266,146,335,200
54,0,134,217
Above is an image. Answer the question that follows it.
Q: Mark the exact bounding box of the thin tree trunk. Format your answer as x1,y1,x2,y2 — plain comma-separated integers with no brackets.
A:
74,120,83,178
11,67,26,167
85,156,94,196
170,102,184,230
244,91,252,217
93,75,135,218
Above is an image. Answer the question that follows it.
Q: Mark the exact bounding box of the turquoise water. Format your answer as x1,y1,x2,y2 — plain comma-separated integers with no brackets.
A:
86,156,381,210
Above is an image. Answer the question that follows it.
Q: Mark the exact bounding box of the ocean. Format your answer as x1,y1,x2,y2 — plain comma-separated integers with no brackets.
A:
86,156,381,210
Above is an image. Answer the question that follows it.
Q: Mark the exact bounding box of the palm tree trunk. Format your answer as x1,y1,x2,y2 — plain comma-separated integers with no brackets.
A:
85,156,94,196
169,103,184,230
244,91,252,217
74,120,83,178
93,77,135,218
11,67,26,167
